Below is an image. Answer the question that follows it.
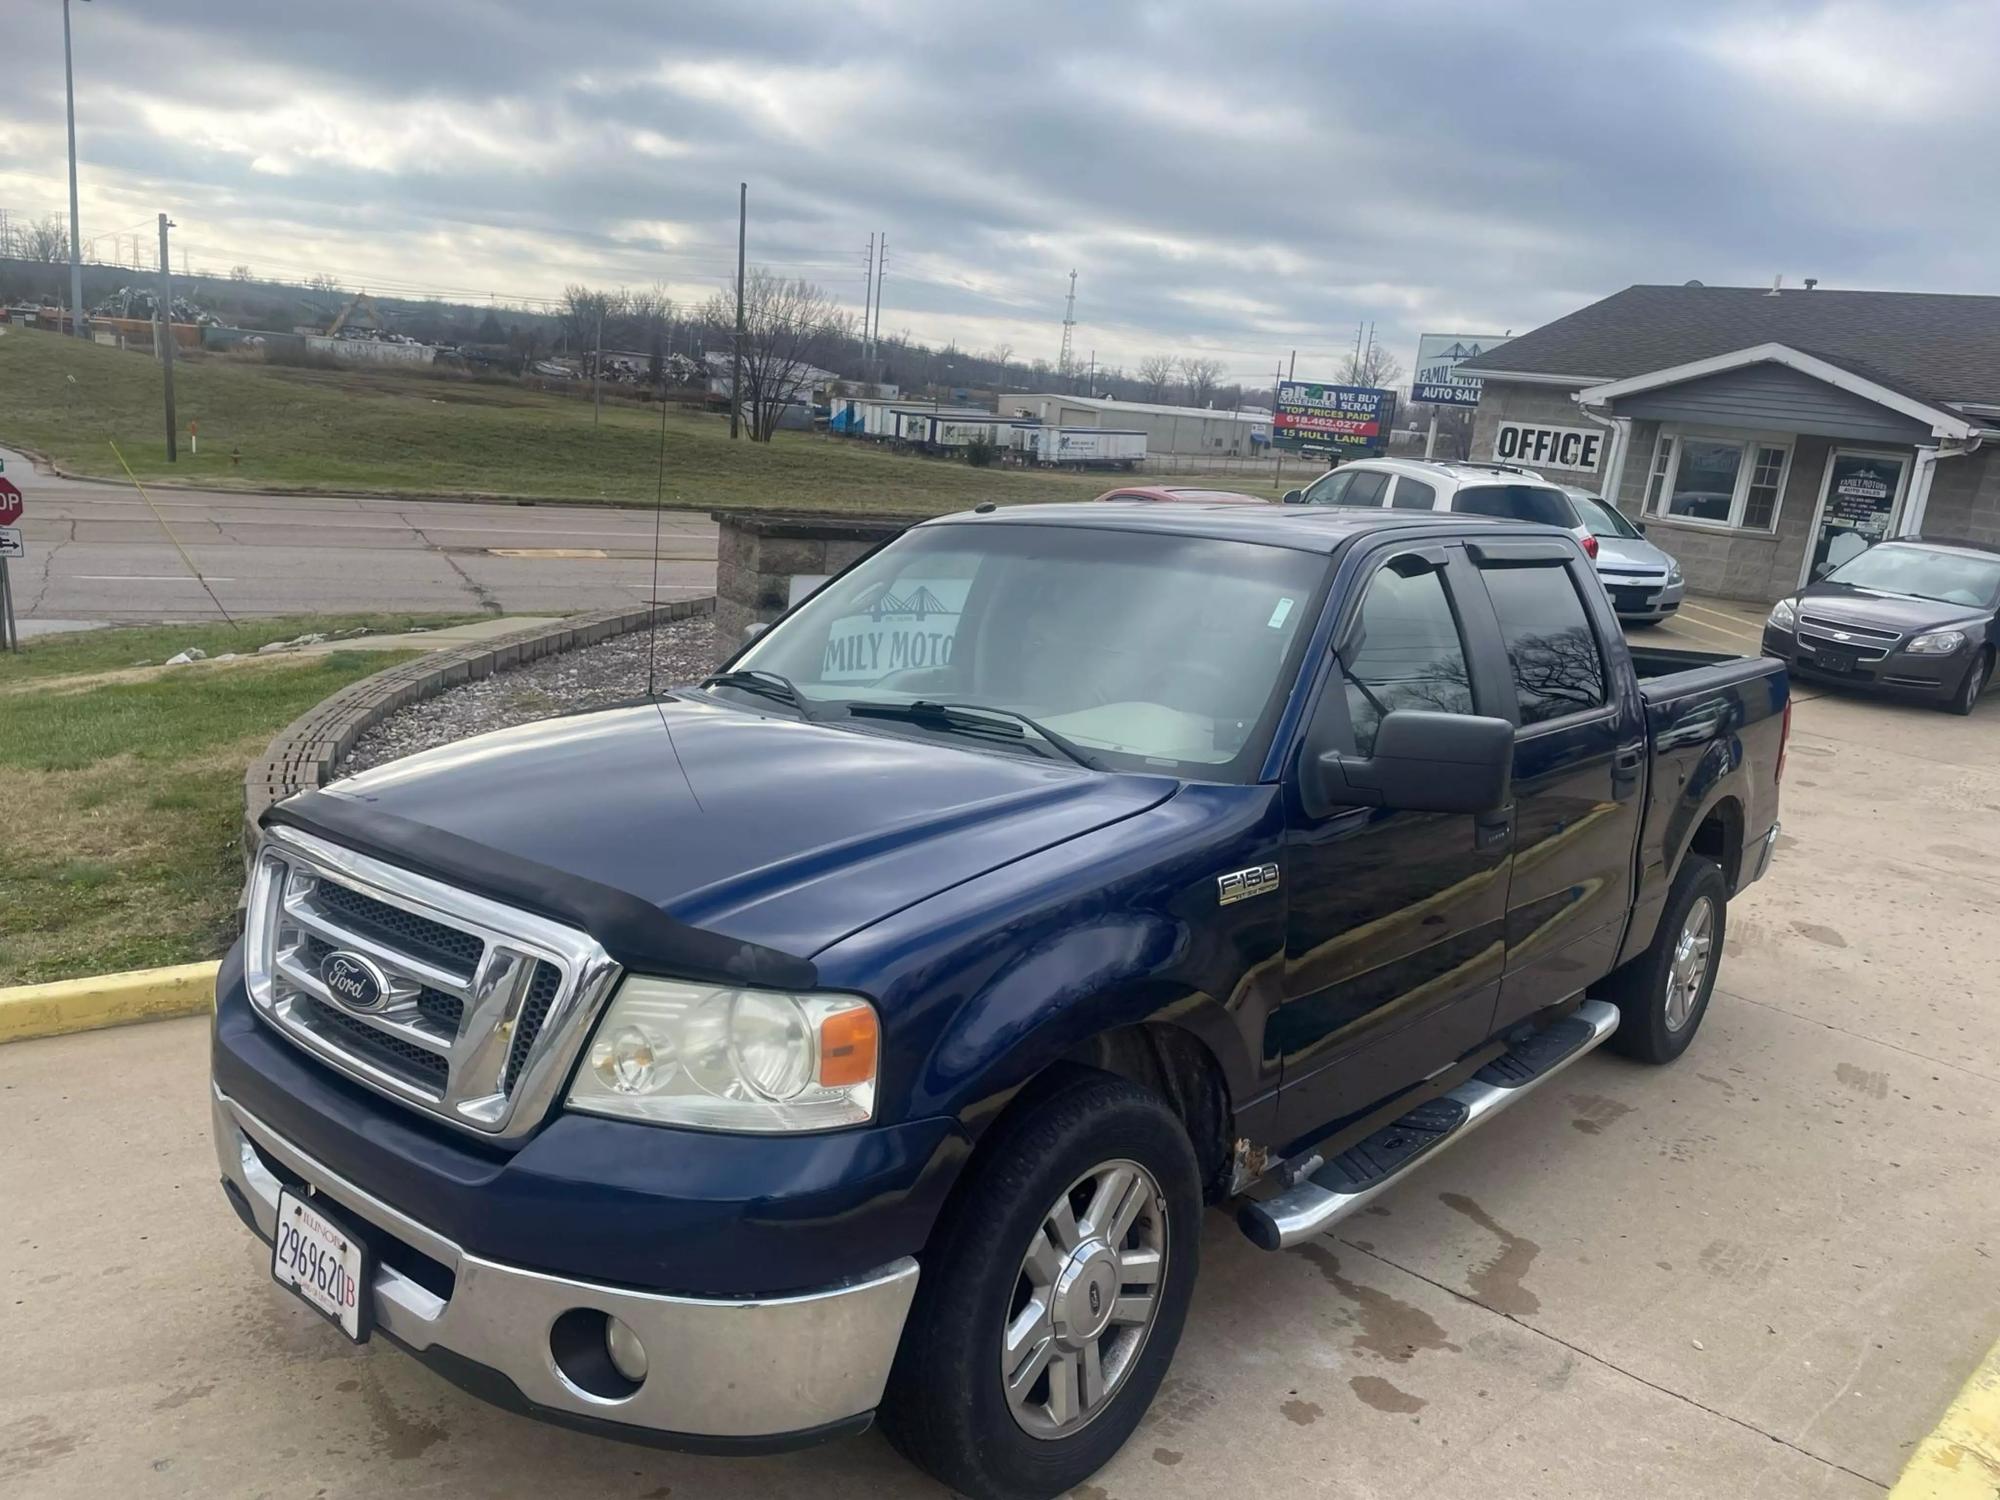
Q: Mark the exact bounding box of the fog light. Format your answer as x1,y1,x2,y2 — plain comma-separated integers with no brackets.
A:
604,1315,648,1383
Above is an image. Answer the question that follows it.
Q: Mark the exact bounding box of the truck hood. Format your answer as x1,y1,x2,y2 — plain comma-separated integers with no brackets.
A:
320,696,1178,961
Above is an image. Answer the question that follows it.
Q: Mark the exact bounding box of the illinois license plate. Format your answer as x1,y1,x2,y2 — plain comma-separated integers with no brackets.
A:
271,1188,370,1341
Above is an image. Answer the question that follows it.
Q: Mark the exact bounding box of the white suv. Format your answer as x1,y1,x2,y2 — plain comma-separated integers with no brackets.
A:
1282,458,1599,558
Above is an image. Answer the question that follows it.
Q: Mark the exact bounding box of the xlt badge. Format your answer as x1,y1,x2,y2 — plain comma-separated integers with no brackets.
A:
1217,863,1280,906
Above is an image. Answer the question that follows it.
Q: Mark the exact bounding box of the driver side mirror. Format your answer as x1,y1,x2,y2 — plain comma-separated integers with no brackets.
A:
1303,710,1514,819
742,621,769,644
1282,488,1305,505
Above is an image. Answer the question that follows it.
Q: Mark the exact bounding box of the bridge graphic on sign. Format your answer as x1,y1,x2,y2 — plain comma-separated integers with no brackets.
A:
868,585,959,623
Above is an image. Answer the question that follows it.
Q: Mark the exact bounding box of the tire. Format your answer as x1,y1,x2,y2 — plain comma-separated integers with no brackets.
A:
1603,854,1727,1064
1943,648,1991,716
879,1071,1202,1500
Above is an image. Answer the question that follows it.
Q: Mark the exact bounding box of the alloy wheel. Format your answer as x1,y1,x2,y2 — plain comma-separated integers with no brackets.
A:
1000,1158,1168,1439
1664,895,1715,1032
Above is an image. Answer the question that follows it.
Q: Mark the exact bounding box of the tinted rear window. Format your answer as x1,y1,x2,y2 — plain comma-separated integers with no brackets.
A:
1452,485,1578,528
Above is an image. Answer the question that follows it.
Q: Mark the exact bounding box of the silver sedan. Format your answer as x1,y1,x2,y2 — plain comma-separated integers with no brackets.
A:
1564,487,1686,623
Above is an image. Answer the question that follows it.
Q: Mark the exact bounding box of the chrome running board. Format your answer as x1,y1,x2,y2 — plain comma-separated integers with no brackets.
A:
1237,998,1621,1251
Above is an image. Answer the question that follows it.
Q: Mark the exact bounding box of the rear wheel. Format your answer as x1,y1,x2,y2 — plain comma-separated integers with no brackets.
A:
1604,854,1726,1064
879,1072,1201,1500
1944,648,1991,716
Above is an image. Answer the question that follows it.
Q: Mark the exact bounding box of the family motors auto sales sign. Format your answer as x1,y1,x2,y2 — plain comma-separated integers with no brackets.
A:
1274,382,1396,452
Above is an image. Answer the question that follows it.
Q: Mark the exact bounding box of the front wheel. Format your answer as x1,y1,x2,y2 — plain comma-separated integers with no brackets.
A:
879,1071,1201,1500
1943,648,1991,716
1603,854,1726,1064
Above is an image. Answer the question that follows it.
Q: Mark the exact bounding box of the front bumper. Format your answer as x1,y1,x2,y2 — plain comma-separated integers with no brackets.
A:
1761,627,1969,700
213,1085,920,1449
1602,573,1684,620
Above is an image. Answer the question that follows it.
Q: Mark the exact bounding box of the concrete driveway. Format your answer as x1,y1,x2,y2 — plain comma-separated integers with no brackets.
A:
0,445,716,626
4,654,1998,1497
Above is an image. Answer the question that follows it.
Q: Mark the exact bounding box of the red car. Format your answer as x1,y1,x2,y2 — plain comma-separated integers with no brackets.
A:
1090,485,1271,505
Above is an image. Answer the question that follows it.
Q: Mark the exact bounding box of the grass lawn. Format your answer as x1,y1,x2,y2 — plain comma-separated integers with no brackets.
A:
0,331,1282,513
0,615,467,986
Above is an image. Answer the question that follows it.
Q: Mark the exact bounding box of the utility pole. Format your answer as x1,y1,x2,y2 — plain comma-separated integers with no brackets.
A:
729,181,747,441
1085,349,1095,396
591,303,605,426
63,0,90,340
1288,349,1296,380
1273,359,1286,489
871,234,886,354
158,214,177,462
862,233,875,363
1057,269,1077,383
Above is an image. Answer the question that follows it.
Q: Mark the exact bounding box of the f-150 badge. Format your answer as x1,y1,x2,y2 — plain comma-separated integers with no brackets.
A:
1217,863,1281,905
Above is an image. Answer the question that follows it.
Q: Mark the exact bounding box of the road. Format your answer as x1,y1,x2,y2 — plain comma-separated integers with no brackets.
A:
4,687,1998,1498
0,446,717,626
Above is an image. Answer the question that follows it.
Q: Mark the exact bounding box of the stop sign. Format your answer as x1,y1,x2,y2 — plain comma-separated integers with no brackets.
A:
0,477,21,528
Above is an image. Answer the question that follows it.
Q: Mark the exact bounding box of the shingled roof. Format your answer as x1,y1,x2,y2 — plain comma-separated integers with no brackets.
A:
1461,285,2000,407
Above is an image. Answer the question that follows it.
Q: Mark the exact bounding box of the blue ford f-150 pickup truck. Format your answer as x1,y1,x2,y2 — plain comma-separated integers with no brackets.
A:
213,502,1786,1499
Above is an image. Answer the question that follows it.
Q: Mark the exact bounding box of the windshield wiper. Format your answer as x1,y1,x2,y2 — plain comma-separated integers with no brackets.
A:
699,668,823,721
846,699,1107,770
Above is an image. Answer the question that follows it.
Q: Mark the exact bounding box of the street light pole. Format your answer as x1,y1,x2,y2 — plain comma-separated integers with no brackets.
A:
63,0,90,340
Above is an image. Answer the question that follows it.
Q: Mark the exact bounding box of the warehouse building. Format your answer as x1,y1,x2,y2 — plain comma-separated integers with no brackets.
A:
1000,394,1269,456
1460,284,2000,603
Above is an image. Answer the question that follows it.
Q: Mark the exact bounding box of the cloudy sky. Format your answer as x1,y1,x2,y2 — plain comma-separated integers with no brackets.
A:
4,0,1995,386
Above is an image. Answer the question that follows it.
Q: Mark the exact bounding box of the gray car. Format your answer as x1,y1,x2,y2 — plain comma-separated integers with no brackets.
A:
1563,487,1685,623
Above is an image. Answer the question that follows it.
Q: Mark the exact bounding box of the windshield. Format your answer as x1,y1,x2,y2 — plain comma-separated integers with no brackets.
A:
1452,484,1579,528
1823,543,2000,608
1565,490,1640,539
728,522,1329,778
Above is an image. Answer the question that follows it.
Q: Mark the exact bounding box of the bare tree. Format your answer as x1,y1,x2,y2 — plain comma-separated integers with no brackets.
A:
307,271,341,294
1177,356,1223,407
626,284,674,385
1137,353,1176,402
698,268,851,442
229,264,254,282
1341,344,1404,390
987,343,1015,384
23,214,68,263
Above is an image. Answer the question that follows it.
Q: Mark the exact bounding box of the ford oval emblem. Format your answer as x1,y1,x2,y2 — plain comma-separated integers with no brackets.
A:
320,949,391,1013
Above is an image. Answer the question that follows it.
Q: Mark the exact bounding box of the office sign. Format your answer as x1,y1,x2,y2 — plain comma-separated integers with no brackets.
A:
1274,382,1396,452
1493,420,1604,473
1411,334,1508,408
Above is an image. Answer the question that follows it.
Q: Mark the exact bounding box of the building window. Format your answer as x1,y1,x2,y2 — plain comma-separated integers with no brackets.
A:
1644,428,1792,532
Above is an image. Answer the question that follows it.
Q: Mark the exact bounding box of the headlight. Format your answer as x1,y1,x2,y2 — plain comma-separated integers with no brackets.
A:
1767,598,1796,630
1907,629,1967,655
1666,560,1683,584
566,977,878,1132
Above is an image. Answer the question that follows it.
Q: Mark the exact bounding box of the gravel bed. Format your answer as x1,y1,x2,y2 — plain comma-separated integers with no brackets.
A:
342,616,718,774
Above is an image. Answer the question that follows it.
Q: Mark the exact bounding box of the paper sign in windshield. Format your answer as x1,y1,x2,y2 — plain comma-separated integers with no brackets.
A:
822,578,973,682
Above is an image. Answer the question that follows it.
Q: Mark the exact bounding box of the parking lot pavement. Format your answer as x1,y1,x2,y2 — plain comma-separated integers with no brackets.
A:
4,692,1997,1498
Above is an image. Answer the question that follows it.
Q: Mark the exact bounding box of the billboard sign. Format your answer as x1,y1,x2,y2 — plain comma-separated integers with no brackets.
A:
1274,382,1396,453
1411,333,1510,408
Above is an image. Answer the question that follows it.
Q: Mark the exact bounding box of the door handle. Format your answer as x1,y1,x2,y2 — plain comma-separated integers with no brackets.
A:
1473,806,1513,853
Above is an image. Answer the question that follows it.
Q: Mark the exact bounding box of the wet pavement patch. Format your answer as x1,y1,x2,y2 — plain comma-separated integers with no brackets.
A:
1438,1193,1542,1318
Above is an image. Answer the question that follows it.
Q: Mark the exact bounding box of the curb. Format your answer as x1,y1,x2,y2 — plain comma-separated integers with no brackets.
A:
0,961,219,1045
1890,1339,2000,1498
243,596,715,853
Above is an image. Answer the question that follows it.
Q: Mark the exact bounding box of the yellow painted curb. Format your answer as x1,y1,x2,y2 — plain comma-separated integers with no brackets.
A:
0,960,219,1044
1890,1339,2000,1498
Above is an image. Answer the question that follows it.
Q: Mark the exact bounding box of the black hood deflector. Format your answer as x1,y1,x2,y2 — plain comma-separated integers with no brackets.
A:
263,791,819,991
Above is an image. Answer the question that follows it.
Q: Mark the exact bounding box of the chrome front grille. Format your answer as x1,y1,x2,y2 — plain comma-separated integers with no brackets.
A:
243,826,621,1140
1797,612,1899,662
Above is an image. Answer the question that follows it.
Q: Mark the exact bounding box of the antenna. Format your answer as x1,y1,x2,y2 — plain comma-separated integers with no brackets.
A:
1057,270,1077,377
644,396,668,697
